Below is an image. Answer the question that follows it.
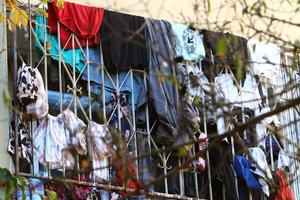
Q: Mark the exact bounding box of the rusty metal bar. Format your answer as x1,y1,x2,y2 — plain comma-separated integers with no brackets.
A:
18,172,203,200
13,21,19,174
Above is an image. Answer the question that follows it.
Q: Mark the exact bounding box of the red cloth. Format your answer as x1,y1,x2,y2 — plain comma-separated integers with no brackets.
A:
48,0,104,49
274,169,295,200
113,156,141,196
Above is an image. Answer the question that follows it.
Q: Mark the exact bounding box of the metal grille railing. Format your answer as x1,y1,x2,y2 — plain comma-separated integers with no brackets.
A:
8,3,300,200
279,54,300,199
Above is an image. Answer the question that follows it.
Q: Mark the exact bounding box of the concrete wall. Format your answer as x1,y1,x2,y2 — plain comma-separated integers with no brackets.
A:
0,0,13,197
29,0,298,43
0,0,11,169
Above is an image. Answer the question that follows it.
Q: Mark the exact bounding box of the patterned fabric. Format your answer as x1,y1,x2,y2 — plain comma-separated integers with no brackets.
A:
60,109,87,155
17,63,39,103
171,22,205,61
72,174,93,200
33,114,66,170
196,132,208,172
33,109,87,171
86,121,111,181
44,181,70,200
249,147,273,196
16,178,44,200
8,113,32,163
17,63,48,119
176,61,203,103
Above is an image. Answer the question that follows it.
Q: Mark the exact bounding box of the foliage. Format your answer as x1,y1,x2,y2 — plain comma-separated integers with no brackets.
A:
0,167,59,200
6,0,28,31
216,36,227,57
0,167,28,200
56,0,64,9
44,189,58,200
2,88,11,108
2,0,64,31
0,13,3,23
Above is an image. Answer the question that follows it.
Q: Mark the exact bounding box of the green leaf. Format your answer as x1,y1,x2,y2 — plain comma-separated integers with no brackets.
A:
15,175,28,188
291,61,297,71
252,43,256,52
232,3,237,13
239,22,244,35
167,75,180,89
3,88,11,107
45,189,58,200
222,21,231,28
261,1,267,13
9,6,20,27
19,9,28,29
10,0,17,5
216,36,227,57
155,71,166,83
295,40,300,48
37,8,48,18
206,0,211,13
0,168,11,184
193,2,199,11
7,19,16,31
177,146,188,157
193,95,201,107
56,0,64,9
233,54,243,82
18,184,26,200
250,2,258,11
0,13,4,23
40,0,48,4
5,179,15,200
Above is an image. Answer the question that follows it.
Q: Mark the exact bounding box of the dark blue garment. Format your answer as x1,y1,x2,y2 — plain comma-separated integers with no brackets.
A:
145,18,179,146
265,133,280,163
109,93,133,152
100,10,148,73
234,156,262,190
47,90,112,123
81,46,147,109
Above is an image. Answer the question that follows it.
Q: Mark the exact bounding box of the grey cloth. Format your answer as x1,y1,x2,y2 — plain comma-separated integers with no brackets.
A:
146,18,201,147
175,100,201,146
145,18,179,146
